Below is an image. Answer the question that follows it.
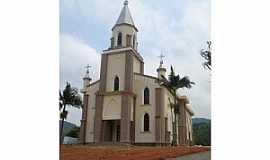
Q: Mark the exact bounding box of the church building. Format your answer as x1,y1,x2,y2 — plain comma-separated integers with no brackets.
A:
79,0,194,146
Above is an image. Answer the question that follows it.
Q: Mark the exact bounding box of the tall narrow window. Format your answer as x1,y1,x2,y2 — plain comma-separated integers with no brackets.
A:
144,87,150,104
117,32,122,46
126,35,131,46
143,113,150,131
114,76,119,91
110,37,114,48
133,35,136,48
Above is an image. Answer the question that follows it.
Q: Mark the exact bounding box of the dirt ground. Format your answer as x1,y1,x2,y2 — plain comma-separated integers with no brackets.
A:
60,145,210,160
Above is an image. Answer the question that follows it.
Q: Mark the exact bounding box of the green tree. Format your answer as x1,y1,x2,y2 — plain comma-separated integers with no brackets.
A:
59,82,82,144
66,127,80,138
160,66,195,146
193,122,211,146
200,41,212,70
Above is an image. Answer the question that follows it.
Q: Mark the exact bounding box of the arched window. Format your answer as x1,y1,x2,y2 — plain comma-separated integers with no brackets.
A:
114,76,119,91
144,87,150,104
117,32,122,46
143,113,150,131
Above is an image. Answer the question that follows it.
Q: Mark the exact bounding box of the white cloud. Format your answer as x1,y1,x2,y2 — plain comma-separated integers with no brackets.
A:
60,33,100,89
127,0,211,118
60,33,101,125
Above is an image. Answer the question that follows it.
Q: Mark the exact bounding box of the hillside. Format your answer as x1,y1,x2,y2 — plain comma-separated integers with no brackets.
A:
192,118,211,146
59,120,78,137
192,118,211,125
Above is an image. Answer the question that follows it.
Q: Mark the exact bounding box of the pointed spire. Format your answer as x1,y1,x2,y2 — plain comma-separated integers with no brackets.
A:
83,64,91,80
113,0,137,31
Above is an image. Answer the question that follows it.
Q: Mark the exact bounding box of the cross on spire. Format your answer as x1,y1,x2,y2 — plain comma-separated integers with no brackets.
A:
158,53,165,62
158,53,165,67
85,64,91,72
85,64,91,69
84,64,91,78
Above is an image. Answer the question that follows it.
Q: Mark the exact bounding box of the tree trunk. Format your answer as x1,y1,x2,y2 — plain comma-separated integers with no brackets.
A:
60,104,66,144
172,90,178,146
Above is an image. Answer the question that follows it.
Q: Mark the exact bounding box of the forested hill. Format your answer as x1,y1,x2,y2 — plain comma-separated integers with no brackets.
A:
192,118,211,125
192,118,211,146
59,120,78,136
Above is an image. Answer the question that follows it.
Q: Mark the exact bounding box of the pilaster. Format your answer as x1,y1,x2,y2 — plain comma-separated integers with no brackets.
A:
79,94,89,143
120,52,133,143
155,88,165,144
94,54,108,143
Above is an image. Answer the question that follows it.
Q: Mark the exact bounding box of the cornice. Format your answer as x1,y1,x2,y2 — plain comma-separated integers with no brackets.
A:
103,47,144,62
95,90,136,97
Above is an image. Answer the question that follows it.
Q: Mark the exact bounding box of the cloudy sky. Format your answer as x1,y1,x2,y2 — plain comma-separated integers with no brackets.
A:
60,0,210,126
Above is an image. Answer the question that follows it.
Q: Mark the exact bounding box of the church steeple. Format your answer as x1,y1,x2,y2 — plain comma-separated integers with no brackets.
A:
113,0,137,31
157,53,166,79
82,64,92,90
110,0,138,50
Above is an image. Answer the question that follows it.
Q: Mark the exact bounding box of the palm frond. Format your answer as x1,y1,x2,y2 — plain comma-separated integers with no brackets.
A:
170,66,175,75
60,110,68,119
201,41,212,70
61,82,83,108
73,94,82,108
59,91,63,100
59,102,63,110
177,76,195,89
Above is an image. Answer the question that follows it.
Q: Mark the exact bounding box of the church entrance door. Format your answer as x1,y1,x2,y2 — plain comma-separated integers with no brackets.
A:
103,120,121,142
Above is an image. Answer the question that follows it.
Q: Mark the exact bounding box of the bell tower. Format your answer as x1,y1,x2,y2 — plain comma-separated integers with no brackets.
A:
94,0,143,144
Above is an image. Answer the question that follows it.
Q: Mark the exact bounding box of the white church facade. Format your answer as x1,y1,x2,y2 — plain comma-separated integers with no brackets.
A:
79,0,194,146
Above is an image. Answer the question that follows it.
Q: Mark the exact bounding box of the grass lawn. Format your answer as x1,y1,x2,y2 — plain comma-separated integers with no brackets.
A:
60,145,210,160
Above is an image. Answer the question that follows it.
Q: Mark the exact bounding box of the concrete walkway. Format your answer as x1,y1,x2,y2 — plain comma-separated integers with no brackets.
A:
167,151,211,160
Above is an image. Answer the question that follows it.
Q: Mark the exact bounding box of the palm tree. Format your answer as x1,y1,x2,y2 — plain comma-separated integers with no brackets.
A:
200,41,211,70
59,82,82,144
160,66,195,146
